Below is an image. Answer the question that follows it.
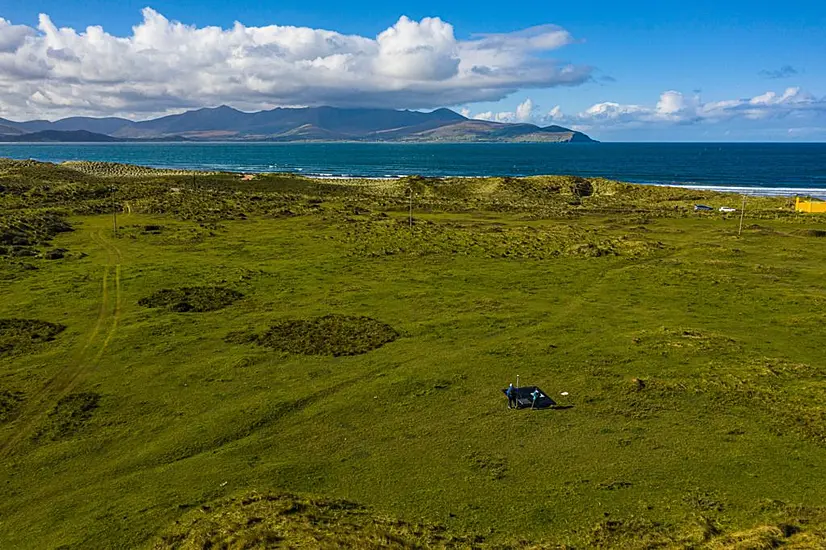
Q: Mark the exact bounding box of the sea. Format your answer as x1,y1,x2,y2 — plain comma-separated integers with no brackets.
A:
1,142,825,198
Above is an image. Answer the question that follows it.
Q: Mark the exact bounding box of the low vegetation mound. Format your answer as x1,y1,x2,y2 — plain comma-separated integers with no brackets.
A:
61,161,213,178
797,229,826,238
0,318,66,356
139,287,243,313
632,327,740,354
344,218,664,260
35,392,100,440
153,492,488,549
231,315,399,356
153,492,826,550
0,389,25,423
0,212,73,258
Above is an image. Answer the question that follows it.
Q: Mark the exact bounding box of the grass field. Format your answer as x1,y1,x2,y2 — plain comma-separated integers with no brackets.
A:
1,159,826,548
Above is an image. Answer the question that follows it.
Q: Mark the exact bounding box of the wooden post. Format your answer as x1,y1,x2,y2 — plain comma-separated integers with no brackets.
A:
112,185,118,236
738,195,746,236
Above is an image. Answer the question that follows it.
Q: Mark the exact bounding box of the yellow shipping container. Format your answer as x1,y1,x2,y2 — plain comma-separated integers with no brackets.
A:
795,197,826,213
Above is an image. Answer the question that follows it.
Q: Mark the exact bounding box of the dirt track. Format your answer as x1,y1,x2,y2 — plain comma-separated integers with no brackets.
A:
0,229,123,457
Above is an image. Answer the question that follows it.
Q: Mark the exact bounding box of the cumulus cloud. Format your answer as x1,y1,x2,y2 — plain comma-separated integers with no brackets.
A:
472,98,538,123
472,110,513,122
0,18,35,53
759,65,799,79
515,98,536,121
465,88,826,135
0,8,591,119
558,88,826,130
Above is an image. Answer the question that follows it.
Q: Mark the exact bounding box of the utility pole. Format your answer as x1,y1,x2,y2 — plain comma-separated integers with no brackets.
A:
112,185,118,236
738,195,746,236
408,186,413,228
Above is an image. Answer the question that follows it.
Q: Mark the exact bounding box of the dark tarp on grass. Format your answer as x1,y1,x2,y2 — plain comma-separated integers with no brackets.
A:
501,386,556,409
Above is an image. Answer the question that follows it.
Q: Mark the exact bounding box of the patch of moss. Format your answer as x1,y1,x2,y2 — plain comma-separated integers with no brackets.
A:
466,451,508,480
139,287,243,313
35,392,100,440
0,318,66,356
240,315,399,356
0,389,25,423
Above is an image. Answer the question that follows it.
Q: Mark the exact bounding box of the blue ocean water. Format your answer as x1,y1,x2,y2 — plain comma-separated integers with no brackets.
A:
1,142,825,197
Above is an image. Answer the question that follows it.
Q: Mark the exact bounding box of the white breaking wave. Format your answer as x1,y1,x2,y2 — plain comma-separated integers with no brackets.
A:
646,182,826,199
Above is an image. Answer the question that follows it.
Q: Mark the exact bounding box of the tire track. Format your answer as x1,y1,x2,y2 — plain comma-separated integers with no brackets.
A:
0,228,123,457
91,232,122,367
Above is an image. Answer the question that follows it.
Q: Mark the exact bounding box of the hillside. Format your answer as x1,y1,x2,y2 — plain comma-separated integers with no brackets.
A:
0,106,596,143
0,124,25,136
0,130,122,143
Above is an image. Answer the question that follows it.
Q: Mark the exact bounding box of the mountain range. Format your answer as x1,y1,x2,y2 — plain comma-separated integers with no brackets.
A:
0,106,595,143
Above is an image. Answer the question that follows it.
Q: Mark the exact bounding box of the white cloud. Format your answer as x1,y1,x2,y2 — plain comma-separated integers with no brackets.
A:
655,90,688,116
0,9,591,119
375,16,458,81
547,105,563,120
462,88,826,136
583,101,647,119
515,98,535,122
0,18,34,53
473,110,515,123
471,97,538,124
563,88,826,130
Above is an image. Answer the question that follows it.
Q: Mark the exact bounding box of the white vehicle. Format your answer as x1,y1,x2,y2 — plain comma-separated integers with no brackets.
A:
719,206,737,213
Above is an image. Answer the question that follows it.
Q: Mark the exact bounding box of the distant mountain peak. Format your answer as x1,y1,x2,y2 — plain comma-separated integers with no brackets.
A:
428,107,467,121
206,105,243,113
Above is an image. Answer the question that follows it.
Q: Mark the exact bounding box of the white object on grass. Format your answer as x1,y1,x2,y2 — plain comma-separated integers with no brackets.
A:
560,392,569,396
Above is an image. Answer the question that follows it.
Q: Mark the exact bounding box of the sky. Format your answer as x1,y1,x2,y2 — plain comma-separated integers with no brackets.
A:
0,0,824,141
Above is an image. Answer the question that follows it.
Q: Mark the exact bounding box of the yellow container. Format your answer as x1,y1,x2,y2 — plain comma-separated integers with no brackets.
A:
795,197,826,213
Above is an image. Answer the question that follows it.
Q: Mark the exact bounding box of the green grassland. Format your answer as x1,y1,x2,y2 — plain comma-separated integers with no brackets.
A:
1,158,826,548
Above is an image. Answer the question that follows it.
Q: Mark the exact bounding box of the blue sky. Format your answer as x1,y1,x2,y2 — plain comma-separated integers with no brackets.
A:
0,0,824,141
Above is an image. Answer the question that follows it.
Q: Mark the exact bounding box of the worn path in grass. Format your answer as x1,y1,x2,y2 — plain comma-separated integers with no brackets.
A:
0,224,122,457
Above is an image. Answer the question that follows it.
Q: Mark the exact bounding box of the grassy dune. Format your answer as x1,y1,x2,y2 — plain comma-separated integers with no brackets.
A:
1,159,826,548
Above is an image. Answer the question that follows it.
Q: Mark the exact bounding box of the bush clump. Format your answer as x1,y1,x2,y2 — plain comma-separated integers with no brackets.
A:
0,212,73,257
43,248,68,260
252,314,399,356
35,392,100,440
0,389,25,423
0,318,66,356
139,287,243,313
